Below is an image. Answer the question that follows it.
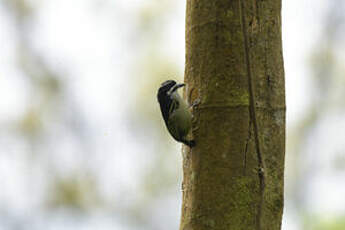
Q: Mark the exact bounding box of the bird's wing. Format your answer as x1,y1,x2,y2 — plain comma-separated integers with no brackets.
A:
168,98,179,115
167,115,181,141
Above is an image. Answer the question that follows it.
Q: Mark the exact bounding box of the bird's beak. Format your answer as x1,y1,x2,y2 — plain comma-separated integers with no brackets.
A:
176,83,186,89
168,83,186,95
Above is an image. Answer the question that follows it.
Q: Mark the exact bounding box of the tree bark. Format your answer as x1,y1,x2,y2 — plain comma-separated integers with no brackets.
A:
180,1,285,230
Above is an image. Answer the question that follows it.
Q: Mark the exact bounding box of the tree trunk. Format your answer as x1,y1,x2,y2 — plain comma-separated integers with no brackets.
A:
180,1,285,230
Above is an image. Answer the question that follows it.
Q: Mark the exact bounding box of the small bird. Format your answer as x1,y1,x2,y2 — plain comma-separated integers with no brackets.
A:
157,80,195,147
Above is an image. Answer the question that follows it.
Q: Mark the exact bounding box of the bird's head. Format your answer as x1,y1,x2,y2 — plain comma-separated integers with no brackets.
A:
158,80,185,97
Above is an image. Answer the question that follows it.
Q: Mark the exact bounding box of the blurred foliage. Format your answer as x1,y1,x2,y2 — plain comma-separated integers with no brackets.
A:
3,0,33,20
304,215,345,230
286,1,345,229
124,2,185,219
135,0,174,36
2,0,95,210
19,107,43,135
47,174,103,211
1,0,183,229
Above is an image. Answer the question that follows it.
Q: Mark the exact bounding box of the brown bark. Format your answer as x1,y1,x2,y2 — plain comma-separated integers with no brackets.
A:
180,1,285,230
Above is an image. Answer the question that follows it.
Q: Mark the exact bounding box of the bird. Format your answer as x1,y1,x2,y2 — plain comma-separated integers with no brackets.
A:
157,80,195,147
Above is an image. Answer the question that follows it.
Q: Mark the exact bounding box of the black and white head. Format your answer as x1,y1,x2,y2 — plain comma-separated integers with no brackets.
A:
157,80,195,147
157,80,177,98
157,80,185,123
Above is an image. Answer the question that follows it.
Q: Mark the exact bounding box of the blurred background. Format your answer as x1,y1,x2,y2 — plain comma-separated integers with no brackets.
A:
0,0,344,229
